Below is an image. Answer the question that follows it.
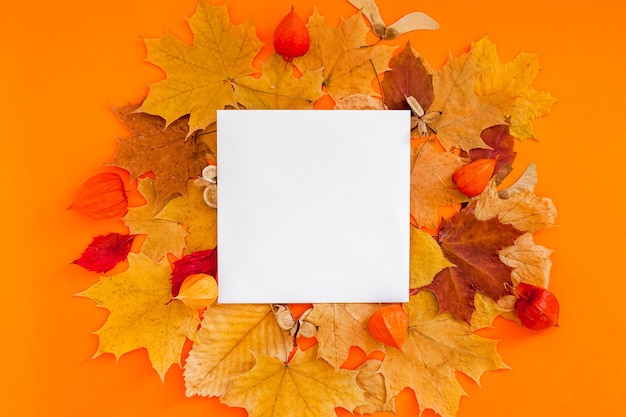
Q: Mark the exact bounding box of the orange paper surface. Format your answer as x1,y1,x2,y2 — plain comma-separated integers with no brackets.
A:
2,0,625,416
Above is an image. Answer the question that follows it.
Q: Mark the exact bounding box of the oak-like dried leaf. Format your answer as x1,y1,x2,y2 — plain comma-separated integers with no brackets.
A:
499,233,552,288
306,303,381,368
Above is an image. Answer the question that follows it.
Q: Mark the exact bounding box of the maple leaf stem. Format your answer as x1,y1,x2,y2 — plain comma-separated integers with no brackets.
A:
369,59,384,100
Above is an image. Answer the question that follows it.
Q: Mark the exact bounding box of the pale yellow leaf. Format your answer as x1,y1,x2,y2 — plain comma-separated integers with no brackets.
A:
470,293,517,330
139,2,263,133
500,233,552,287
473,36,556,140
410,140,470,228
307,303,381,368
354,358,389,414
380,291,508,417
334,94,385,109
222,346,365,417
294,8,394,101
475,178,557,232
123,178,187,261
78,253,199,381
184,304,293,397
429,52,505,151
155,180,217,253
235,53,324,109
410,226,454,288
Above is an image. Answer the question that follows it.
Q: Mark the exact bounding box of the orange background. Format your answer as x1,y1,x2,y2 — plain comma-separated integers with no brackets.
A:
2,0,625,416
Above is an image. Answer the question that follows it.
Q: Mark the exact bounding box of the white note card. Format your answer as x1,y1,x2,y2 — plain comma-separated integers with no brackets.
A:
217,110,410,303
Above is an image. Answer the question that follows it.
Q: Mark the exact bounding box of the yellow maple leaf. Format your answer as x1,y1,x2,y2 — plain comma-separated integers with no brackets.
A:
139,2,263,133
184,304,293,397
410,226,454,288
155,180,217,253
222,346,365,417
235,53,324,109
306,303,381,368
473,36,556,140
380,291,508,417
124,178,187,261
429,51,506,151
294,8,394,102
470,293,517,330
78,253,200,381
410,140,470,229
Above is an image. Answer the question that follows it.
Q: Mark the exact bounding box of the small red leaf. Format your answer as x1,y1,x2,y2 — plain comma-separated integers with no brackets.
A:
69,172,128,219
74,233,135,273
171,247,217,296
273,6,310,61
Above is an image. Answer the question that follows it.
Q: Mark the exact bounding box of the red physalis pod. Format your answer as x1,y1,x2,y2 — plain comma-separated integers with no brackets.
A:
452,157,497,197
69,172,128,219
514,282,560,330
74,233,135,273
368,305,409,350
273,6,310,62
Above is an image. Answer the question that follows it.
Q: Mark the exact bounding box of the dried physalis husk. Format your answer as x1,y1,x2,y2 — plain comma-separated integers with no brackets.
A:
174,273,218,309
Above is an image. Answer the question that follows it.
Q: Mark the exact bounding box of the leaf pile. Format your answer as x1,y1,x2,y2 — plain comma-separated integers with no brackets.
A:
70,1,558,417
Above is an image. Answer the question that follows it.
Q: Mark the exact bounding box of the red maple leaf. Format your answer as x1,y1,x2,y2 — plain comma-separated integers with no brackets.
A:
73,233,136,273
424,206,523,323
171,247,217,296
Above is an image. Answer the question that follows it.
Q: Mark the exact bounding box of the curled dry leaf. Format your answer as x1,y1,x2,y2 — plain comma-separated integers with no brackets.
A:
69,172,128,219
500,233,552,288
174,273,218,309
348,0,439,40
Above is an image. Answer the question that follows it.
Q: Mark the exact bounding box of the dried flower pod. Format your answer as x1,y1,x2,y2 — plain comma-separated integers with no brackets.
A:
514,282,560,330
368,304,408,350
69,172,128,219
203,183,217,208
452,157,497,197
174,273,218,309
273,6,310,61
201,165,217,184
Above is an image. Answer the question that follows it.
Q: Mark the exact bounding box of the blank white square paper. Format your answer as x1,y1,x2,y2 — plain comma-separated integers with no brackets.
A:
217,110,410,303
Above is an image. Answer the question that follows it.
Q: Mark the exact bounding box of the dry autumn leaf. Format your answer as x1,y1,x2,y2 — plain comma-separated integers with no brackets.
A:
347,0,439,40
155,180,217,253
333,93,385,109
109,103,215,209
410,226,453,288
429,50,505,151
475,168,557,232
470,293,517,330
294,8,394,101
306,303,381,368
78,253,200,381
123,178,187,261
473,36,556,140
382,42,433,112
73,233,135,273
380,291,507,417
234,53,324,110
499,233,553,288
184,304,293,397
354,358,388,414
222,346,365,417
424,205,524,323
139,2,263,133
410,139,470,229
